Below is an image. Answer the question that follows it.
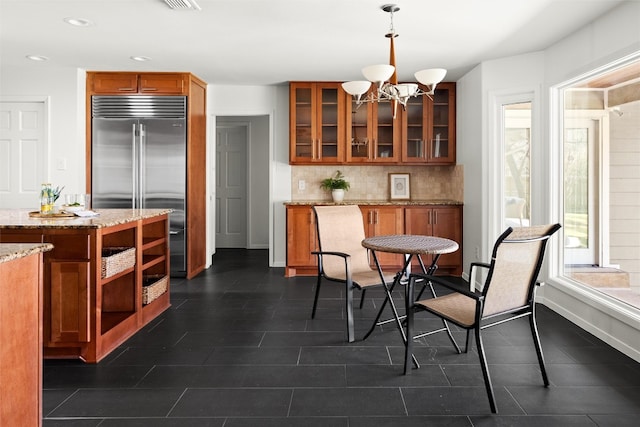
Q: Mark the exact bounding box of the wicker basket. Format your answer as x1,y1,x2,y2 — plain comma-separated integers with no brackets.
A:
142,275,168,305
101,247,136,278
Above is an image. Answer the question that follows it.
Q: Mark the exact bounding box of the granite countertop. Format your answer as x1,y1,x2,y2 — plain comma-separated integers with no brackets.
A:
0,208,172,229
0,243,54,264
284,199,463,206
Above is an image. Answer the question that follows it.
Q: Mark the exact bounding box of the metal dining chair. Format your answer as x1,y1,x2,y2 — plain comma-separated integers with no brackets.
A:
403,224,561,413
311,205,396,342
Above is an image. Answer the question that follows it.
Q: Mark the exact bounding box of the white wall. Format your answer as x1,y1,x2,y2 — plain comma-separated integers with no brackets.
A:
208,84,290,267
457,1,640,361
0,64,86,196
456,65,483,278
540,1,640,361
457,52,544,282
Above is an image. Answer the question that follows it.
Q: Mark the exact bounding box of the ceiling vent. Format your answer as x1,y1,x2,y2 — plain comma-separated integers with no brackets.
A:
163,0,201,10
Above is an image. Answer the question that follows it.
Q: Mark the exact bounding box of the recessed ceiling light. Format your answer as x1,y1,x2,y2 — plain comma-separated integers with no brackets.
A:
130,56,152,62
63,17,94,27
26,55,49,61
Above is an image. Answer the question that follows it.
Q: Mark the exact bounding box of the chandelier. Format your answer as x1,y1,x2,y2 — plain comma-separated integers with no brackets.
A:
342,4,446,117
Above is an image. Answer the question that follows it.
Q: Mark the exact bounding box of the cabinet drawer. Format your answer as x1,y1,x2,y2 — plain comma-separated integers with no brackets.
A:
0,233,43,243
47,234,91,260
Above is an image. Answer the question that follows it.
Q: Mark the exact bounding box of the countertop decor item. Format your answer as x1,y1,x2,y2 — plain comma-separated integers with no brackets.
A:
39,184,64,214
320,170,350,202
389,173,411,200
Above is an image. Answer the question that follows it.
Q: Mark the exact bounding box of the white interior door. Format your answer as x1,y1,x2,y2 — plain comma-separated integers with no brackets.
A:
216,124,248,248
0,100,46,208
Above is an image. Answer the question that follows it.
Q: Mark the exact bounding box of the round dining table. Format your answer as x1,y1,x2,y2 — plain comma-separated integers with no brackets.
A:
361,234,460,368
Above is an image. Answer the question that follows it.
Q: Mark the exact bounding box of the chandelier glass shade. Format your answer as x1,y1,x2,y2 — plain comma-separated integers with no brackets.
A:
342,4,446,112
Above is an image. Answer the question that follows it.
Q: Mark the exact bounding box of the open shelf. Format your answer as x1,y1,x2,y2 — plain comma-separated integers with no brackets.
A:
101,311,136,335
142,254,166,270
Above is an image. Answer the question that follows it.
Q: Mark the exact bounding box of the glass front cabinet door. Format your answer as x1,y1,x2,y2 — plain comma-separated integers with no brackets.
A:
289,82,345,164
346,91,400,163
401,82,456,164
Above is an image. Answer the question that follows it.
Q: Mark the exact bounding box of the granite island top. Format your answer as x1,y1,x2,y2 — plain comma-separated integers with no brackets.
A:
0,243,54,264
284,199,463,206
0,208,172,229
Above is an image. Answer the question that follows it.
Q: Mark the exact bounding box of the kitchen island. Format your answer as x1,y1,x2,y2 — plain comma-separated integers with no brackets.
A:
1,243,52,426
0,209,171,363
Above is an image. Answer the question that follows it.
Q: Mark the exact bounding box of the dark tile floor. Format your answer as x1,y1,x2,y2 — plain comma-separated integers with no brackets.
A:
43,249,640,426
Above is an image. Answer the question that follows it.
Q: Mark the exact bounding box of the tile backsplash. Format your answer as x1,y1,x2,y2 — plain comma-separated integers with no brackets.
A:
291,165,463,202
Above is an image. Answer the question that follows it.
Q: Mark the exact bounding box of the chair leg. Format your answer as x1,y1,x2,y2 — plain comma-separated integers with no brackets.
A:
465,330,471,353
359,289,367,309
404,306,414,374
346,282,355,343
475,326,498,413
311,274,322,319
530,309,550,386
442,320,461,354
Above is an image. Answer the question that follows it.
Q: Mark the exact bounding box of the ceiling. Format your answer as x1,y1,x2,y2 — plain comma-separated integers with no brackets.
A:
0,0,627,86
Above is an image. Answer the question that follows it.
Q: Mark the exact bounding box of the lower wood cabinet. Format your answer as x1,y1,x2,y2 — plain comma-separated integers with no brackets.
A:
360,205,405,269
285,204,462,277
404,206,463,276
285,205,318,277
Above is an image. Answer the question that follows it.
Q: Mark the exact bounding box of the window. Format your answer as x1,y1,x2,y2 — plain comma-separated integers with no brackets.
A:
503,103,531,229
560,60,640,309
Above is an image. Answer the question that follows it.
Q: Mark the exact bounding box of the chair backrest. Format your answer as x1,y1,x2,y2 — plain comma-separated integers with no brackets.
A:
481,224,561,317
313,205,372,278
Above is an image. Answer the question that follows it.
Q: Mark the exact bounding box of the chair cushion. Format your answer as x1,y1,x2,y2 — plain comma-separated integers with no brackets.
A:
342,269,396,288
417,293,477,327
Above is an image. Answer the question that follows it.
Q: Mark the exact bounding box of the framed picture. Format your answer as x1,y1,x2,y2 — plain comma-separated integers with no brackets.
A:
389,173,411,200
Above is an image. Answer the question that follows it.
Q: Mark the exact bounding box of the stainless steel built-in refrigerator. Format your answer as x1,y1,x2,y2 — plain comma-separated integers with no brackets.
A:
91,96,187,275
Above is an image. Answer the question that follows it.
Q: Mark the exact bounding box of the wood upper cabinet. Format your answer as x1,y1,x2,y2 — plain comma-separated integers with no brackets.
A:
290,82,345,164
139,73,187,94
401,82,456,164
346,93,401,163
404,205,462,275
288,81,455,165
89,72,188,95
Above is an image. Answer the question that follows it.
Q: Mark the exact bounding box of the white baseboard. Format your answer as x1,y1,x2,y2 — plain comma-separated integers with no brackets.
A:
540,278,640,363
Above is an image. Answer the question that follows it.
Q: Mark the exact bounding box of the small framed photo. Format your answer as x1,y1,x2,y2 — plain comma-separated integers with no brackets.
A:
389,173,411,200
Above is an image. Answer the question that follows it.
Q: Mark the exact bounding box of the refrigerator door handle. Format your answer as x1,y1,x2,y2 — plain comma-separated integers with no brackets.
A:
132,123,138,209
139,123,146,209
